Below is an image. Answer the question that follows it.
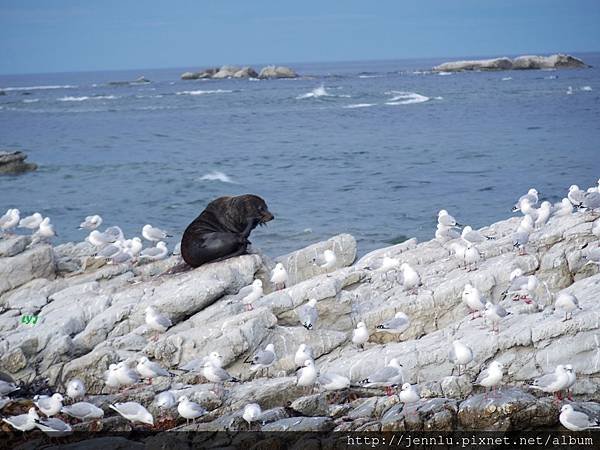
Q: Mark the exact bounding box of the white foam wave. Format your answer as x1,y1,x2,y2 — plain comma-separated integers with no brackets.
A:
1,84,77,91
176,89,233,96
199,171,236,183
434,96,443,100
437,71,452,76
296,85,330,99
385,91,430,105
343,103,375,109
581,86,592,91
502,77,512,81
358,75,380,79
22,98,40,103
59,96,89,102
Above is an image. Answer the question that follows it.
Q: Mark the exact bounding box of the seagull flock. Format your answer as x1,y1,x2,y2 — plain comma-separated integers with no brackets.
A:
0,210,174,265
1,179,599,434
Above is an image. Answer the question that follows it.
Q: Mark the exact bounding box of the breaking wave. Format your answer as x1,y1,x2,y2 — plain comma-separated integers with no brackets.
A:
175,89,233,96
385,91,430,105
1,84,77,91
199,171,236,183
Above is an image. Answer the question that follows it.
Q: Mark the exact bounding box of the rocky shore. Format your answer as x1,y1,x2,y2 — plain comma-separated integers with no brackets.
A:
433,53,588,72
181,65,297,80
0,206,599,446
0,151,37,175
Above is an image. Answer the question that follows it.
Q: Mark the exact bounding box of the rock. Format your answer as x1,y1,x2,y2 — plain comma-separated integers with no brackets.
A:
513,54,588,70
381,397,458,431
213,66,241,79
0,245,55,296
457,388,558,430
433,54,588,72
258,66,298,79
290,393,330,416
0,236,31,257
180,71,200,80
181,68,219,80
0,151,38,174
233,67,259,78
261,416,334,431
434,57,513,72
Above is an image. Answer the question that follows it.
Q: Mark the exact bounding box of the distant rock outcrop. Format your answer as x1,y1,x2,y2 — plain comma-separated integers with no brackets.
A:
181,65,297,80
0,151,37,175
433,53,588,72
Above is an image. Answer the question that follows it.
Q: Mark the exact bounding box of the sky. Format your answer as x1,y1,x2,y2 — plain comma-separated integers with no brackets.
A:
1,0,599,74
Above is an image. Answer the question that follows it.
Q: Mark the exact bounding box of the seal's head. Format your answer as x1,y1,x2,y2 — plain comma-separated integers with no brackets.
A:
230,194,274,229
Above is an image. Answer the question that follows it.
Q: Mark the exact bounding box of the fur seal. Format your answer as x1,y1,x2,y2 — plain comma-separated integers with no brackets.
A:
180,194,274,267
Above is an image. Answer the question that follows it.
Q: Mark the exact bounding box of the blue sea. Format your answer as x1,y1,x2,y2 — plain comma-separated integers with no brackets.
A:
1,54,599,257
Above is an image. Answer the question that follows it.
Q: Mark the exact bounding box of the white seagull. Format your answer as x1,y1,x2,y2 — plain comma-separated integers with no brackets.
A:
142,224,171,242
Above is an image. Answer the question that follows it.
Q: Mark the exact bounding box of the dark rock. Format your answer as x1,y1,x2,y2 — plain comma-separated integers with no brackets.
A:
0,151,37,175
381,397,459,431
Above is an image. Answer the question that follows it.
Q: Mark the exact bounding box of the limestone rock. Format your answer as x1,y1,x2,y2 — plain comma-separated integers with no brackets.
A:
258,66,298,79
0,151,37,174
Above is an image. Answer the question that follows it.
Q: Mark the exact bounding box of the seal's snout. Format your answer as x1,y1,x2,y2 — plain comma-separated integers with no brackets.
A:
261,211,274,223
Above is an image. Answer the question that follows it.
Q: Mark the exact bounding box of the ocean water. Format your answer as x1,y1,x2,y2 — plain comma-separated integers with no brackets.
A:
1,55,599,257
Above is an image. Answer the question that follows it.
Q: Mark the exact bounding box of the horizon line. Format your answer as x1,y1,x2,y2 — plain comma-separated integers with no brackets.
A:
1,48,599,77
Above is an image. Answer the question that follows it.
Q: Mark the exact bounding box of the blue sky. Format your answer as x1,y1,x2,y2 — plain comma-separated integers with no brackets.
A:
1,0,599,74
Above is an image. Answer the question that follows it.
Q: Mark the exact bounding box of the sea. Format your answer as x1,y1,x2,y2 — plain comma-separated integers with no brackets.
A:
1,54,599,258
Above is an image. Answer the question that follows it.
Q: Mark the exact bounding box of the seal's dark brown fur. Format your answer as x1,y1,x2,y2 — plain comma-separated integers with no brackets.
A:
180,194,274,268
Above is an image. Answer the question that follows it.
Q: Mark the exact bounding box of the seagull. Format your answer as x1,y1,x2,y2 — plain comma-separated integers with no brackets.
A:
104,364,121,390
270,263,288,290
555,292,582,321
0,208,20,235
0,380,20,395
376,312,410,335
318,372,350,391
136,356,171,382
145,306,172,340
139,241,169,261
202,361,239,395
95,240,124,260
582,246,600,266
449,242,467,267
103,225,124,243
240,279,263,311
559,404,600,431
580,191,600,211
552,198,573,217
317,249,337,269
512,227,530,255
177,396,207,424
568,185,586,207
564,364,576,400
79,215,103,230
34,393,64,417
534,201,552,228
464,244,481,271
180,351,223,372
86,229,113,247
18,212,42,230
483,302,510,333
476,361,504,397
298,298,318,330
109,402,154,426
296,359,318,393
448,340,473,376
243,403,262,427
0,396,11,409
61,402,104,420
593,219,600,238
115,361,140,387
399,383,420,404
294,343,314,367
359,358,404,395
502,270,537,303
513,188,539,212
400,263,421,293
34,217,56,241
2,407,39,432
352,321,369,350
247,344,277,377
461,226,493,245
437,209,462,228
154,391,176,410
124,237,143,257
142,224,171,242
436,223,461,242
530,365,570,400
378,256,400,272
34,417,73,437
519,199,539,221
462,284,486,319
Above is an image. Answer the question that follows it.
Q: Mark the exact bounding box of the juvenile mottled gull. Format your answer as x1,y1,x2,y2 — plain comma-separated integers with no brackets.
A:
110,402,154,425
298,298,318,330
376,312,410,334
248,344,277,376
61,402,104,420
559,404,600,431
